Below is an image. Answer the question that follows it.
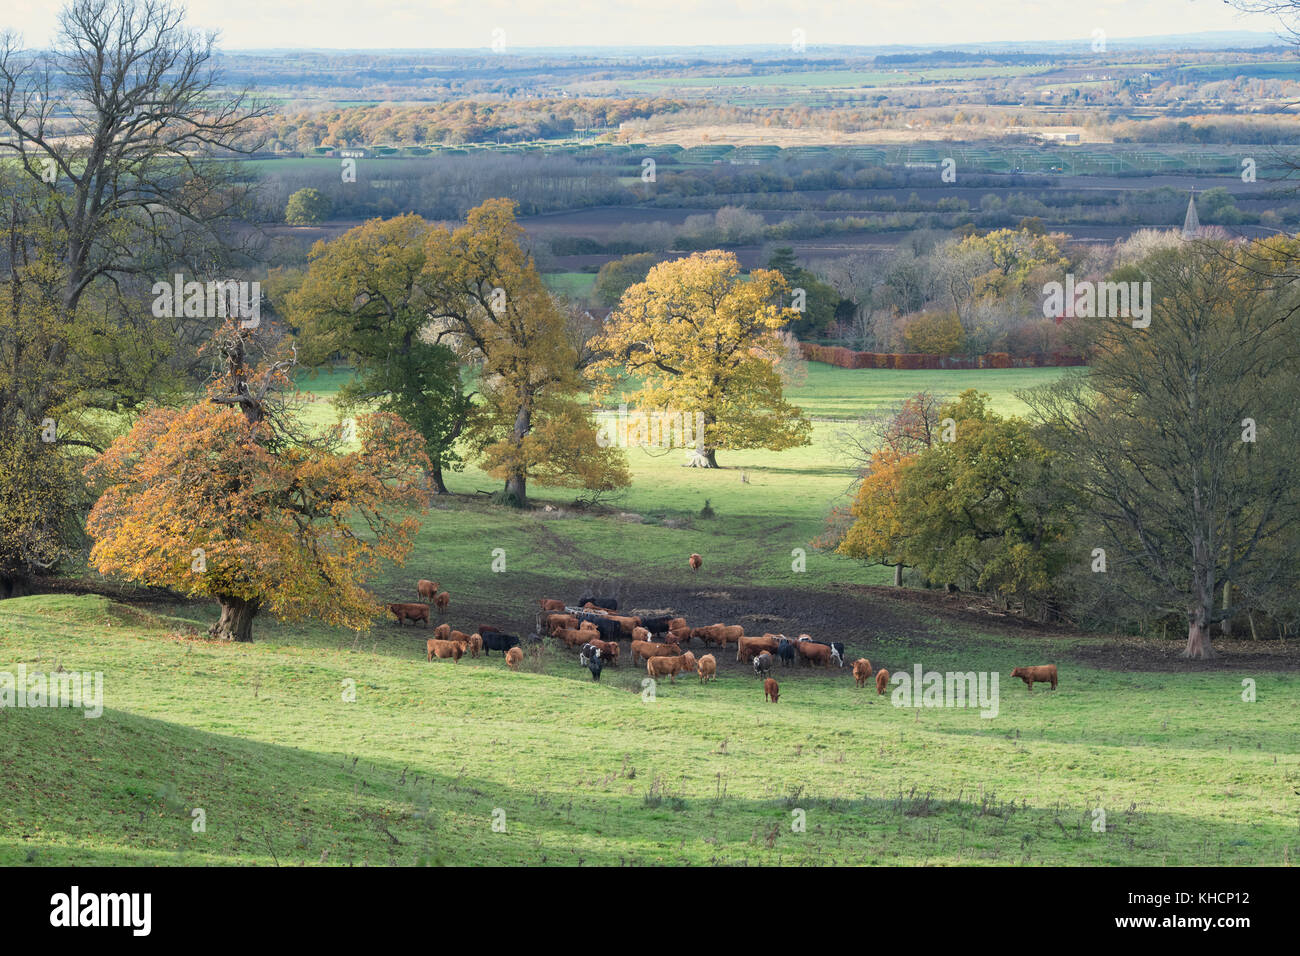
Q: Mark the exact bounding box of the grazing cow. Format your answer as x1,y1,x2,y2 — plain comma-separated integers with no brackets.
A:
1011,664,1058,693
631,640,681,664
736,634,781,663
434,591,450,614
697,654,717,683
796,640,833,667
631,626,651,643
764,678,779,703
482,632,521,656
417,579,439,601
797,634,845,666
688,553,702,572
853,658,874,687
579,596,618,611
426,638,464,662
505,646,523,671
433,623,451,640
538,598,566,612
752,651,773,679
876,668,890,695
388,603,429,627
775,637,795,667
647,651,697,683
662,627,691,648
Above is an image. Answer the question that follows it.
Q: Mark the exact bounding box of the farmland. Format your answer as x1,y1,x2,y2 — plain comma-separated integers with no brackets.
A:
4,364,1297,866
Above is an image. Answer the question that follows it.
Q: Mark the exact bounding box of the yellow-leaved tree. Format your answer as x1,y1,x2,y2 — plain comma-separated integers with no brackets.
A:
592,250,812,468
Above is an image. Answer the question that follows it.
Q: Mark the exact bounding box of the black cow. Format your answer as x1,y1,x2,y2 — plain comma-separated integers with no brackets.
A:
776,638,795,667
638,614,675,634
579,642,600,667
752,651,773,679
482,632,521,656
584,652,603,681
574,611,621,642
579,596,618,611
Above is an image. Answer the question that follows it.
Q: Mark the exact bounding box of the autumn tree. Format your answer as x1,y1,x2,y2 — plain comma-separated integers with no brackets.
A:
592,250,812,468
287,215,474,494
419,199,629,505
1026,241,1300,658
85,321,430,641
285,187,331,225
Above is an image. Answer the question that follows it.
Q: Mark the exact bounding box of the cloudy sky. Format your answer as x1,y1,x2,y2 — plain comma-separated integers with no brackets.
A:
0,0,1276,51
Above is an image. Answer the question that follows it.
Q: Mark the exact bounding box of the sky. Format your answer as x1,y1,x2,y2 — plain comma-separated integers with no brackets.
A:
0,0,1278,51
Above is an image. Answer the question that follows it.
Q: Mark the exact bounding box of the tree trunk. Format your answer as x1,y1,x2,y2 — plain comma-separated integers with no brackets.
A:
210,594,260,643
428,463,449,496
1220,579,1232,637
502,394,531,505
685,412,719,468
504,472,527,505
1183,601,1215,660
893,564,903,587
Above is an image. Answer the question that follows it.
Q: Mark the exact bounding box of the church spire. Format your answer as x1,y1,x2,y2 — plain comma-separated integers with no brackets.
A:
1182,189,1200,238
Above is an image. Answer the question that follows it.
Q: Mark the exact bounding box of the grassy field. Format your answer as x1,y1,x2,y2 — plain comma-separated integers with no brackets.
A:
4,362,1297,867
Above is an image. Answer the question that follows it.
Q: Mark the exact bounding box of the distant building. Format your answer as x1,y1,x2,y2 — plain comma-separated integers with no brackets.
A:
1182,190,1201,238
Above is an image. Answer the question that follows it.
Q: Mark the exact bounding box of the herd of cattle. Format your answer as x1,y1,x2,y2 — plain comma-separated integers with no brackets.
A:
391,574,1061,701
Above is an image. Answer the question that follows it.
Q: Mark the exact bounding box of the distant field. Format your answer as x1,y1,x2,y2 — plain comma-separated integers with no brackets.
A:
614,65,1055,94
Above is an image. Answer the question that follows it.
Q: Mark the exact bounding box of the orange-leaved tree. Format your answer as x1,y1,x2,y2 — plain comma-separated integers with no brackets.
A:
84,321,430,642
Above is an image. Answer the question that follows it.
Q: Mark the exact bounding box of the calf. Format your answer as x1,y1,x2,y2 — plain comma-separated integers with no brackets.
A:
876,668,890,695
752,651,773,679
764,678,779,703
433,622,451,640
482,632,521,656
631,640,681,665
647,651,697,683
505,646,523,671
465,632,484,658
631,626,651,643
433,591,450,614
417,579,439,601
585,653,603,681
697,654,717,683
389,603,429,627
538,598,566,612
853,658,874,687
688,553,702,572
737,634,781,663
1011,664,1058,692
426,638,464,662
579,643,602,668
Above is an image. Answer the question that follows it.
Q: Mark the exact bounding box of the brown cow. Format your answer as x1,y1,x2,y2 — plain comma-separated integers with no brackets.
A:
388,603,429,627
607,614,642,636
647,651,697,683
465,633,484,658
434,591,450,614
433,622,450,640
697,654,717,683
736,634,781,662
1011,665,1058,692
557,628,594,649
631,640,681,664
426,638,464,662
690,624,739,650
876,668,890,695
796,640,832,667
631,626,651,643
544,613,579,634
417,579,439,601
579,620,598,633
538,598,566,612
689,553,702,572
764,677,779,703
853,658,874,687
505,646,523,670
585,637,620,665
